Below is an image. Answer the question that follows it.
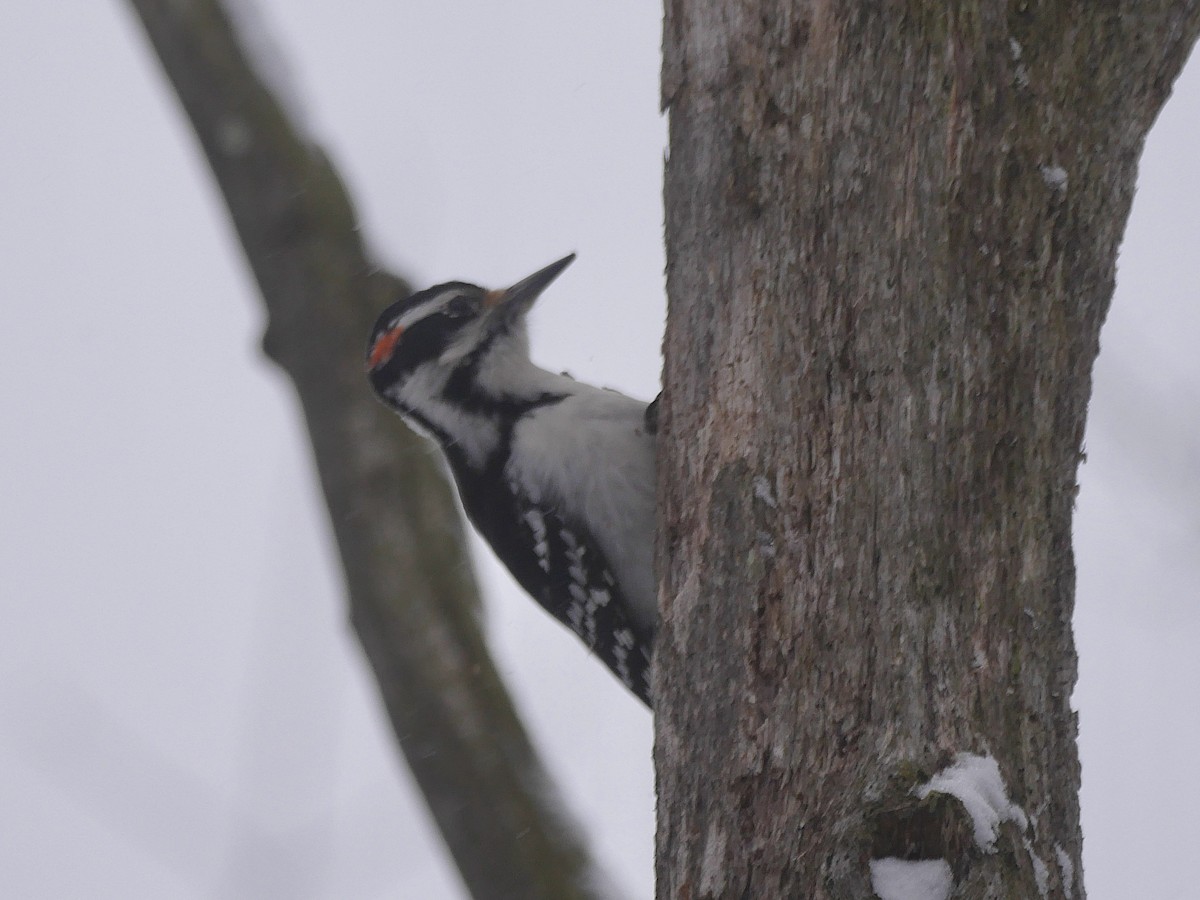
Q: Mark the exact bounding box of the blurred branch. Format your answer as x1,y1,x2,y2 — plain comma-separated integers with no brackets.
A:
124,1,603,897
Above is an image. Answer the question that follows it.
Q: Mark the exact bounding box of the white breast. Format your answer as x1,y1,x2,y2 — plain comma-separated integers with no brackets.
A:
506,383,657,632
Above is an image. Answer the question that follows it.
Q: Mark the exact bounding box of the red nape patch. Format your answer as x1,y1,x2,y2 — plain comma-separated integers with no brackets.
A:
369,326,404,370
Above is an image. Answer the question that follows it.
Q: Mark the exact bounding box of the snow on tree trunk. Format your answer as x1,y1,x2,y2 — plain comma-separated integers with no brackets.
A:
655,3,1199,898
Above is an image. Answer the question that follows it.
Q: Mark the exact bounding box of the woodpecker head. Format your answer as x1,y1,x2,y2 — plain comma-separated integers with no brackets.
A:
367,254,575,412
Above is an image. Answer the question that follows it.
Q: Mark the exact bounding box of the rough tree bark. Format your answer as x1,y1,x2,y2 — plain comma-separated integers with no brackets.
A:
656,3,1199,898
125,2,605,898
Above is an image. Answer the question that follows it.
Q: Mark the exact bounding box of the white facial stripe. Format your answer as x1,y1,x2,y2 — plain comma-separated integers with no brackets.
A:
392,364,500,469
396,288,460,330
439,320,491,365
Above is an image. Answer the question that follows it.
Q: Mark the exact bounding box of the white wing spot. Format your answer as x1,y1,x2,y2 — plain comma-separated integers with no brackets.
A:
521,507,551,572
613,641,630,685
612,626,635,686
566,598,584,632
562,528,590,592
551,522,635,667
582,587,610,647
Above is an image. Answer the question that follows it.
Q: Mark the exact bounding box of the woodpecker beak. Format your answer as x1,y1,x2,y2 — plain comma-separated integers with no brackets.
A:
483,253,576,318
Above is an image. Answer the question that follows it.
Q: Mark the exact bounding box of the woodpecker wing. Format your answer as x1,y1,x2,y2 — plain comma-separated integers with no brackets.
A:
505,385,657,632
510,500,653,704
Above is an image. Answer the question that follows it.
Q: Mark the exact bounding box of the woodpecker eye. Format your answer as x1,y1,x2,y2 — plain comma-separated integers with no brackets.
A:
446,295,478,318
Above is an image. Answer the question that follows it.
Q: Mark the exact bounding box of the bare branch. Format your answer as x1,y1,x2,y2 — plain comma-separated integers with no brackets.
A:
124,1,604,896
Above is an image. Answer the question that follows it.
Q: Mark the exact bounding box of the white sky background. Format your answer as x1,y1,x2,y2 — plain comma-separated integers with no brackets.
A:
0,3,1195,898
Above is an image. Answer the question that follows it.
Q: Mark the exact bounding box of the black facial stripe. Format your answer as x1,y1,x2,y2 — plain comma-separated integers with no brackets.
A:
388,313,456,371
443,315,515,403
478,391,567,483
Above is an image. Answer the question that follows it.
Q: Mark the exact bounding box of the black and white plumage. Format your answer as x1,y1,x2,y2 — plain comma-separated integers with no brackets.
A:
366,255,656,705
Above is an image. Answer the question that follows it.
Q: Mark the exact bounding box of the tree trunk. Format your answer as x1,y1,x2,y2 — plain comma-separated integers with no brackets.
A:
656,3,1200,898
125,2,604,897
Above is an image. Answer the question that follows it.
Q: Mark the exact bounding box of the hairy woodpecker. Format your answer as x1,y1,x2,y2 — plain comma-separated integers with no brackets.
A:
366,255,656,705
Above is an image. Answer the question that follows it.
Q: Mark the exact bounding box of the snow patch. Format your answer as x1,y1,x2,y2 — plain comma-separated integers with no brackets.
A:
1025,836,1050,896
869,858,952,900
1055,844,1075,895
914,753,1058,896
914,753,1027,852
1008,38,1030,87
753,475,777,508
1041,164,1069,192
756,531,776,558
